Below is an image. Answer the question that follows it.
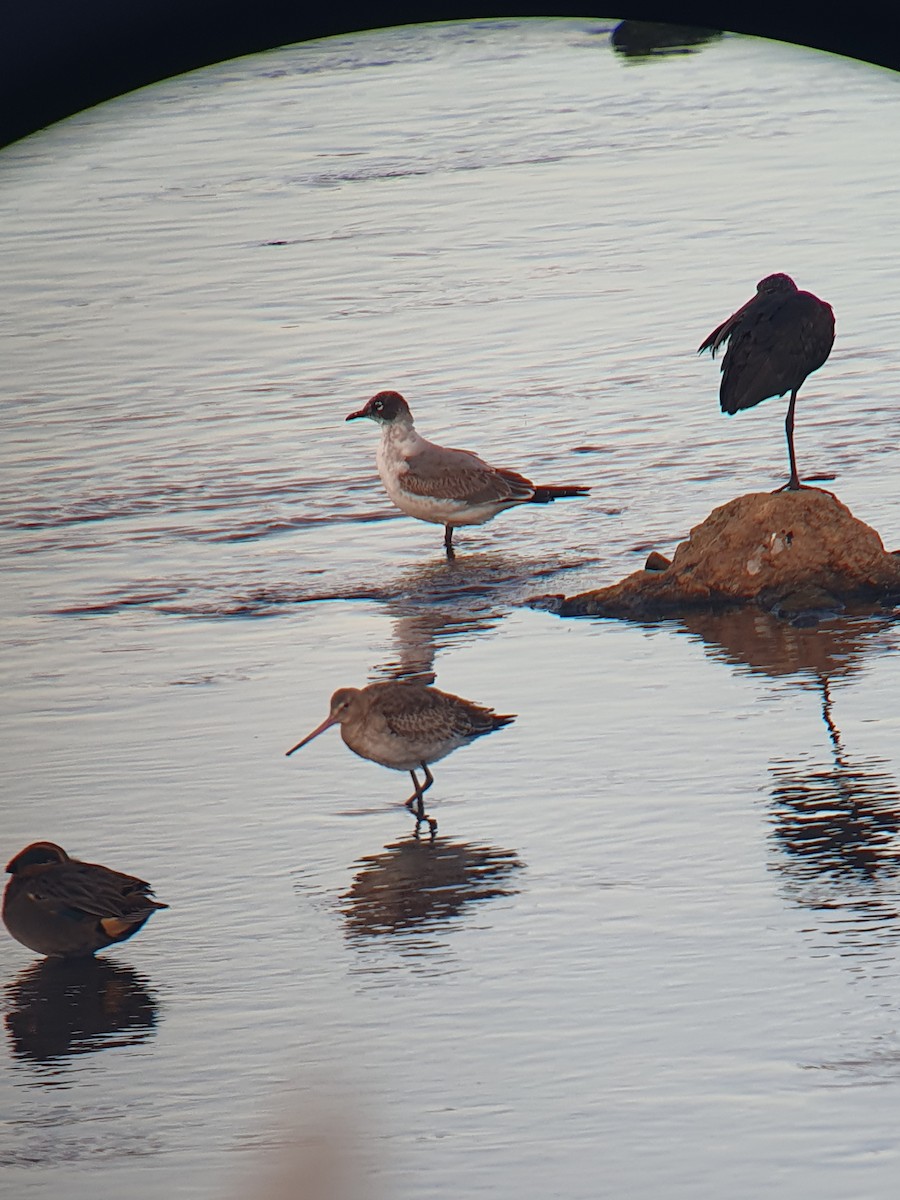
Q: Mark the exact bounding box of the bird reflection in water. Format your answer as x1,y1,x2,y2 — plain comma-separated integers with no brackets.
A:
369,547,595,686
682,606,900,958
768,676,900,958
372,550,591,684
374,592,500,686
342,836,523,949
4,955,160,1072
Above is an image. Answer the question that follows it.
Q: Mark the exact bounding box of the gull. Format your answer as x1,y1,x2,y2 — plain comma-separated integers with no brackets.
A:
346,390,590,555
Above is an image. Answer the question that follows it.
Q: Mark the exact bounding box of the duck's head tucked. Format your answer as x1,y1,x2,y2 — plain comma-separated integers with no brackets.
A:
6,842,69,875
346,390,413,426
756,273,797,296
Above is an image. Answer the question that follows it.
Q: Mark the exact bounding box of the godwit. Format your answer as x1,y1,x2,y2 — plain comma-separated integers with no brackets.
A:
346,390,590,556
3,842,168,958
285,680,515,832
698,273,835,490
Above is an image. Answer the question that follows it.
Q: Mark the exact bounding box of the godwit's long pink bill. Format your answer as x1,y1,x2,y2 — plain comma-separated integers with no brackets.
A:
285,714,337,755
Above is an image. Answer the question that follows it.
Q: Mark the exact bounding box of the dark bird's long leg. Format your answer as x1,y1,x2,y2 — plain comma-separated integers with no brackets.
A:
775,388,802,492
405,764,437,835
444,524,455,559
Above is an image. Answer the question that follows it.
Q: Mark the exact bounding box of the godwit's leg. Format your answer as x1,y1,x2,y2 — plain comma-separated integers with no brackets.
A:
444,524,456,559
774,389,803,492
404,769,425,817
405,764,437,835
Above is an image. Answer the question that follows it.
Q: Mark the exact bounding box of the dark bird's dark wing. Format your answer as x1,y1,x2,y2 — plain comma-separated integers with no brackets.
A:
702,290,834,414
698,293,755,358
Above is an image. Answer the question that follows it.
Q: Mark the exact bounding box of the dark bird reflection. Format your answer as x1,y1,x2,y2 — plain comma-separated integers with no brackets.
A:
768,677,900,960
342,836,523,944
4,955,160,1072
610,20,723,58
678,606,900,960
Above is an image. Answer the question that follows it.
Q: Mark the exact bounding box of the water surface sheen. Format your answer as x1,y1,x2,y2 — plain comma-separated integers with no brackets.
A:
2,19,900,1200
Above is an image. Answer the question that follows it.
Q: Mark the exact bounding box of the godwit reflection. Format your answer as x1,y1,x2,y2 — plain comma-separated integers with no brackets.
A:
4,955,160,1074
342,836,523,948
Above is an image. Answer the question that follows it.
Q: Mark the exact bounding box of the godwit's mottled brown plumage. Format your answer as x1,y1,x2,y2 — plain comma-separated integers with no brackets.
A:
3,842,168,959
346,390,590,556
285,680,515,832
698,274,835,490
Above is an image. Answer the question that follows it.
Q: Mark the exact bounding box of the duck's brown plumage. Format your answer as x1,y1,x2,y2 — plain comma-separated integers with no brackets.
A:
3,841,168,959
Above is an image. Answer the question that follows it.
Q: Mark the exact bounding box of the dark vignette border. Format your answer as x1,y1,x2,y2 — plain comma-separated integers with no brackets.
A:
3,5,899,151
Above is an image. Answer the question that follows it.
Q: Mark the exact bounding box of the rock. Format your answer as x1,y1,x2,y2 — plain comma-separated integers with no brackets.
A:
554,489,900,619
643,550,672,572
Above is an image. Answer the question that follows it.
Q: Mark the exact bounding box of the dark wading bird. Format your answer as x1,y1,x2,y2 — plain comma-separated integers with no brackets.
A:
346,390,590,556
3,842,168,958
285,680,516,834
698,274,835,490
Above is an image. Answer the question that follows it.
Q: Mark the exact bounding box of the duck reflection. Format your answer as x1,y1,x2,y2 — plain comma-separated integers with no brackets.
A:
4,955,160,1070
342,835,523,943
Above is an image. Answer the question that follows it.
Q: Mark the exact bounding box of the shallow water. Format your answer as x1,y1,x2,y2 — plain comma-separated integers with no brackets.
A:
2,17,900,1200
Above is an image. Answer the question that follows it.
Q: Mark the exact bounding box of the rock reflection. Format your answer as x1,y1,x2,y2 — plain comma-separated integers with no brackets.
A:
4,956,160,1072
680,606,895,681
342,836,523,945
